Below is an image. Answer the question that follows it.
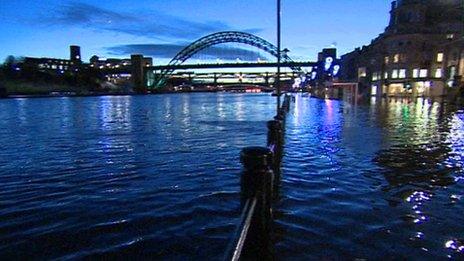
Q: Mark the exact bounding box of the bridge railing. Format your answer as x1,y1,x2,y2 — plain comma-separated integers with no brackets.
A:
224,94,291,260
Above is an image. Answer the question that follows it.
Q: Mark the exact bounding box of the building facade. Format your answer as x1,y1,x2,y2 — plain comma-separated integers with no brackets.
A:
442,38,464,89
20,46,153,88
341,0,464,97
89,55,152,70
23,45,83,74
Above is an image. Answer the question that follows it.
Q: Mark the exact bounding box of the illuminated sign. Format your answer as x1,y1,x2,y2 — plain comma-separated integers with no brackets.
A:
324,57,333,71
311,71,317,80
333,65,340,76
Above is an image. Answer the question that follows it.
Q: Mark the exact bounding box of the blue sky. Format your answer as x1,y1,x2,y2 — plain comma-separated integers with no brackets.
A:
0,0,390,64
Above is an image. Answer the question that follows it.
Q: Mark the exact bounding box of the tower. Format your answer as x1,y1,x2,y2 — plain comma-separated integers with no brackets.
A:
131,54,145,92
70,45,81,63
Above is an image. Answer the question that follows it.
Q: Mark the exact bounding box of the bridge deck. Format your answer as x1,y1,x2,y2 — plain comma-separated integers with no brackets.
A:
147,62,317,71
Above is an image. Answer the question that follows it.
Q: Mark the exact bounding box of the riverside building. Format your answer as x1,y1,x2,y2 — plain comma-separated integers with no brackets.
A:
23,45,83,74
340,0,464,97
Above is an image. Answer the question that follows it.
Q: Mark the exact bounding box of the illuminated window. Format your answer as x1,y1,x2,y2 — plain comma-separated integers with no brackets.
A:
399,69,406,79
436,53,443,63
358,67,367,78
384,72,388,79
384,56,390,64
435,69,442,78
393,54,400,63
372,72,381,81
413,69,419,78
419,69,428,78
51,65,57,69
449,66,456,79
392,69,399,79
447,34,455,40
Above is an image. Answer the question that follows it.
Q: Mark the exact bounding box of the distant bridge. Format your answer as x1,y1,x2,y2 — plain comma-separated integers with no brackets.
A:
145,31,309,89
148,61,317,71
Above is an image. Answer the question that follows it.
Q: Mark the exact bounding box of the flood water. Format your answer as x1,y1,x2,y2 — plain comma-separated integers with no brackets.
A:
0,93,462,259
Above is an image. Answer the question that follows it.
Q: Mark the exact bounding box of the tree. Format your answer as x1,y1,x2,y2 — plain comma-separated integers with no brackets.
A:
4,55,16,68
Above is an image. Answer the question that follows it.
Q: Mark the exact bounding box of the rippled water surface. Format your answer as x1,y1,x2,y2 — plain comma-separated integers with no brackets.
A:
0,94,274,259
0,93,463,259
276,96,464,259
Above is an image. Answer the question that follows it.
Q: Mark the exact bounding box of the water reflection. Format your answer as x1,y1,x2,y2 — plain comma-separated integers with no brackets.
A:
371,98,463,257
277,95,464,259
0,93,274,259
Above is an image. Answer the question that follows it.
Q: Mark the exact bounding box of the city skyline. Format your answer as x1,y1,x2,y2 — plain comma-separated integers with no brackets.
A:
0,0,390,64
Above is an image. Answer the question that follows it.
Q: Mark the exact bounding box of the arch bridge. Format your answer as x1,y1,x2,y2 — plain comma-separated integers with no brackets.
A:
145,31,307,89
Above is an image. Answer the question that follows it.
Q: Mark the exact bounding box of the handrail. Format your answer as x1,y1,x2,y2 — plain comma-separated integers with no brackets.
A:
228,197,258,261
225,94,292,261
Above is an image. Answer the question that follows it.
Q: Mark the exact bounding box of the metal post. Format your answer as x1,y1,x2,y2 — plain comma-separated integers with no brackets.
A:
267,120,283,180
239,147,274,259
276,0,282,115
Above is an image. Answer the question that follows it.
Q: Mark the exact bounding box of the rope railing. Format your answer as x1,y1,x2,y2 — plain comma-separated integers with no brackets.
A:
224,94,292,260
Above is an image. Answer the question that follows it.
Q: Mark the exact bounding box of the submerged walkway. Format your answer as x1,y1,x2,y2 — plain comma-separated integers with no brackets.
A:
274,95,464,259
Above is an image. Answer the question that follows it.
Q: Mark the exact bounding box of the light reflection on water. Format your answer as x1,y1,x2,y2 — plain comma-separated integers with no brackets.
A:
0,93,275,259
276,95,464,259
0,93,462,259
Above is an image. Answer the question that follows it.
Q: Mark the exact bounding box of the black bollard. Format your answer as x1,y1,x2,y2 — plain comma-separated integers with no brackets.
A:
267,120,282,149
267,120,283,199
239,147,274,259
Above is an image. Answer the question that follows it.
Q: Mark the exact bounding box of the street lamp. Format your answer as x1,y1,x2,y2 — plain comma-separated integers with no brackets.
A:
276,0,282,115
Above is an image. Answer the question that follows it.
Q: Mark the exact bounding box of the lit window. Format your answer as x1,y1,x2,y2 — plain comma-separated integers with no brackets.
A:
51,65,57,69
358,67,367,78
419,69,428,78
392,69,398,79
413,69,419,78
399,69,406,79
435,69,442,78
372,72,380,81
436,53,443,63
450,66,456,79
447,34,455,40
384,56,390,64
394,54,400,63
384,72,388,79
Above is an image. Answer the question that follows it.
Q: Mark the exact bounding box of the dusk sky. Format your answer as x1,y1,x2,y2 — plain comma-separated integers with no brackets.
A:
0,0,391,64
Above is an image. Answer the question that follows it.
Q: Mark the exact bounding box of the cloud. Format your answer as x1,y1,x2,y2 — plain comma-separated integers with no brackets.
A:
38,2,262,41
105,43,269,61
